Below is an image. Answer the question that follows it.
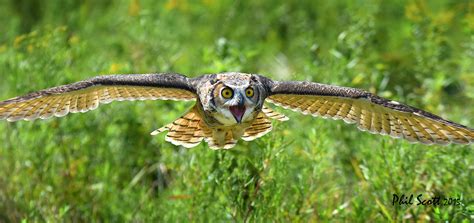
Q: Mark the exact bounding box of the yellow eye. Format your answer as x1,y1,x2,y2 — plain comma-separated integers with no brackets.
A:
245,88,254,97
221,87,234,99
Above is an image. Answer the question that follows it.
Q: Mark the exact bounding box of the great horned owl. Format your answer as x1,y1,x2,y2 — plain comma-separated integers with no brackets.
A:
0,72,472,149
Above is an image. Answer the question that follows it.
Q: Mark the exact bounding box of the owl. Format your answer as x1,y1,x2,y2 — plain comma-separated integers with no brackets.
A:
0,72,472,149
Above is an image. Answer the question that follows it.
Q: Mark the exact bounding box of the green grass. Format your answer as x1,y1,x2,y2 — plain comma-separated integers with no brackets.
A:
0,0,473,222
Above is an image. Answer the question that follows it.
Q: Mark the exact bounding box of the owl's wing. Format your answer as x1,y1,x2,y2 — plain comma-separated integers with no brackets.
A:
0,73,196,121
265,80,473,145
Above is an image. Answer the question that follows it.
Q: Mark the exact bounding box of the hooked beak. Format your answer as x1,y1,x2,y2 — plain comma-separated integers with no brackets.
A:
229,94,246,123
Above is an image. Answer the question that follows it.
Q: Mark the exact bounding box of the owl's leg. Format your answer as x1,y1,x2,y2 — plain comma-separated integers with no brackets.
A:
232,127,245,140
212,128,226,147
207,128,239,149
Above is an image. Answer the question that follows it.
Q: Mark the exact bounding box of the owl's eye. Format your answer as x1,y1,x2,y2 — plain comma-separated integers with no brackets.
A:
245,88,254,97
221,87,234,99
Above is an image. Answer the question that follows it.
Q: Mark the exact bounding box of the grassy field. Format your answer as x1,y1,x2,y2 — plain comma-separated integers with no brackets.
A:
0,0,473,222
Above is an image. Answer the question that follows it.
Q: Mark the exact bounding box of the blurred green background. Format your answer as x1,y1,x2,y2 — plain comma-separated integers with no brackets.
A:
0,0,473,221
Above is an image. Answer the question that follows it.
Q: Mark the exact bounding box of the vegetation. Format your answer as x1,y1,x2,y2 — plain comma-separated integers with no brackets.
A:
0,0,472,221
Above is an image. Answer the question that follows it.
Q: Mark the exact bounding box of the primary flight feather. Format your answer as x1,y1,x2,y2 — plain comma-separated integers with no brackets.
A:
0,72,472,149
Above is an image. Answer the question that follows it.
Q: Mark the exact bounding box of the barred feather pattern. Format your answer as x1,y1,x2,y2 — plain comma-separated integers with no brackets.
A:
261,105,289,121
0,86,195,122
150,107,212,148
267,94,474,145
242,112,274,141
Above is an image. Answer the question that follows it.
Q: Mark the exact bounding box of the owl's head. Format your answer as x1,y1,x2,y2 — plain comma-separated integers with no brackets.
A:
201,73,267,126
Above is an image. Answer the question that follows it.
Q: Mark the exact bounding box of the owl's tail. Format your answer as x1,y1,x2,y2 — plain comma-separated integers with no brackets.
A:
150,106,212,148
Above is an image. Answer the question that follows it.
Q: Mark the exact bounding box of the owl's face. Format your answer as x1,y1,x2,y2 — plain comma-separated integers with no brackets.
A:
200,73,265,126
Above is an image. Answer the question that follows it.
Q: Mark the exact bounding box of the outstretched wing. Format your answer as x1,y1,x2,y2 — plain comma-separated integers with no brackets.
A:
266,80,473,145
0,73,196,121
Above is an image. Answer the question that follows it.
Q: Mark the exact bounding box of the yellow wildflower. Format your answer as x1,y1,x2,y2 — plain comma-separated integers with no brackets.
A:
69,35,80,45
129,0,140,16
14,34,27,47
405,0,428,22
433,10,454,26
27,44,34,53
109,63,122,73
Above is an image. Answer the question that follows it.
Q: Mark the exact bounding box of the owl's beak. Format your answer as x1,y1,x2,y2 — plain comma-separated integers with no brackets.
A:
229,94,246,123
229,105,246,123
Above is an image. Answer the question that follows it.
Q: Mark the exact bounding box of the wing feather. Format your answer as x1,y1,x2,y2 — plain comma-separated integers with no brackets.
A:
68,95,79,113
39,96,61,119
261,106,289,121
152,106,211,148
266,80,473,145
6,101,34,121
242,112,273,141
100,87,113,104
380,111,390,135
0,73,197,122
55,96,71,117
